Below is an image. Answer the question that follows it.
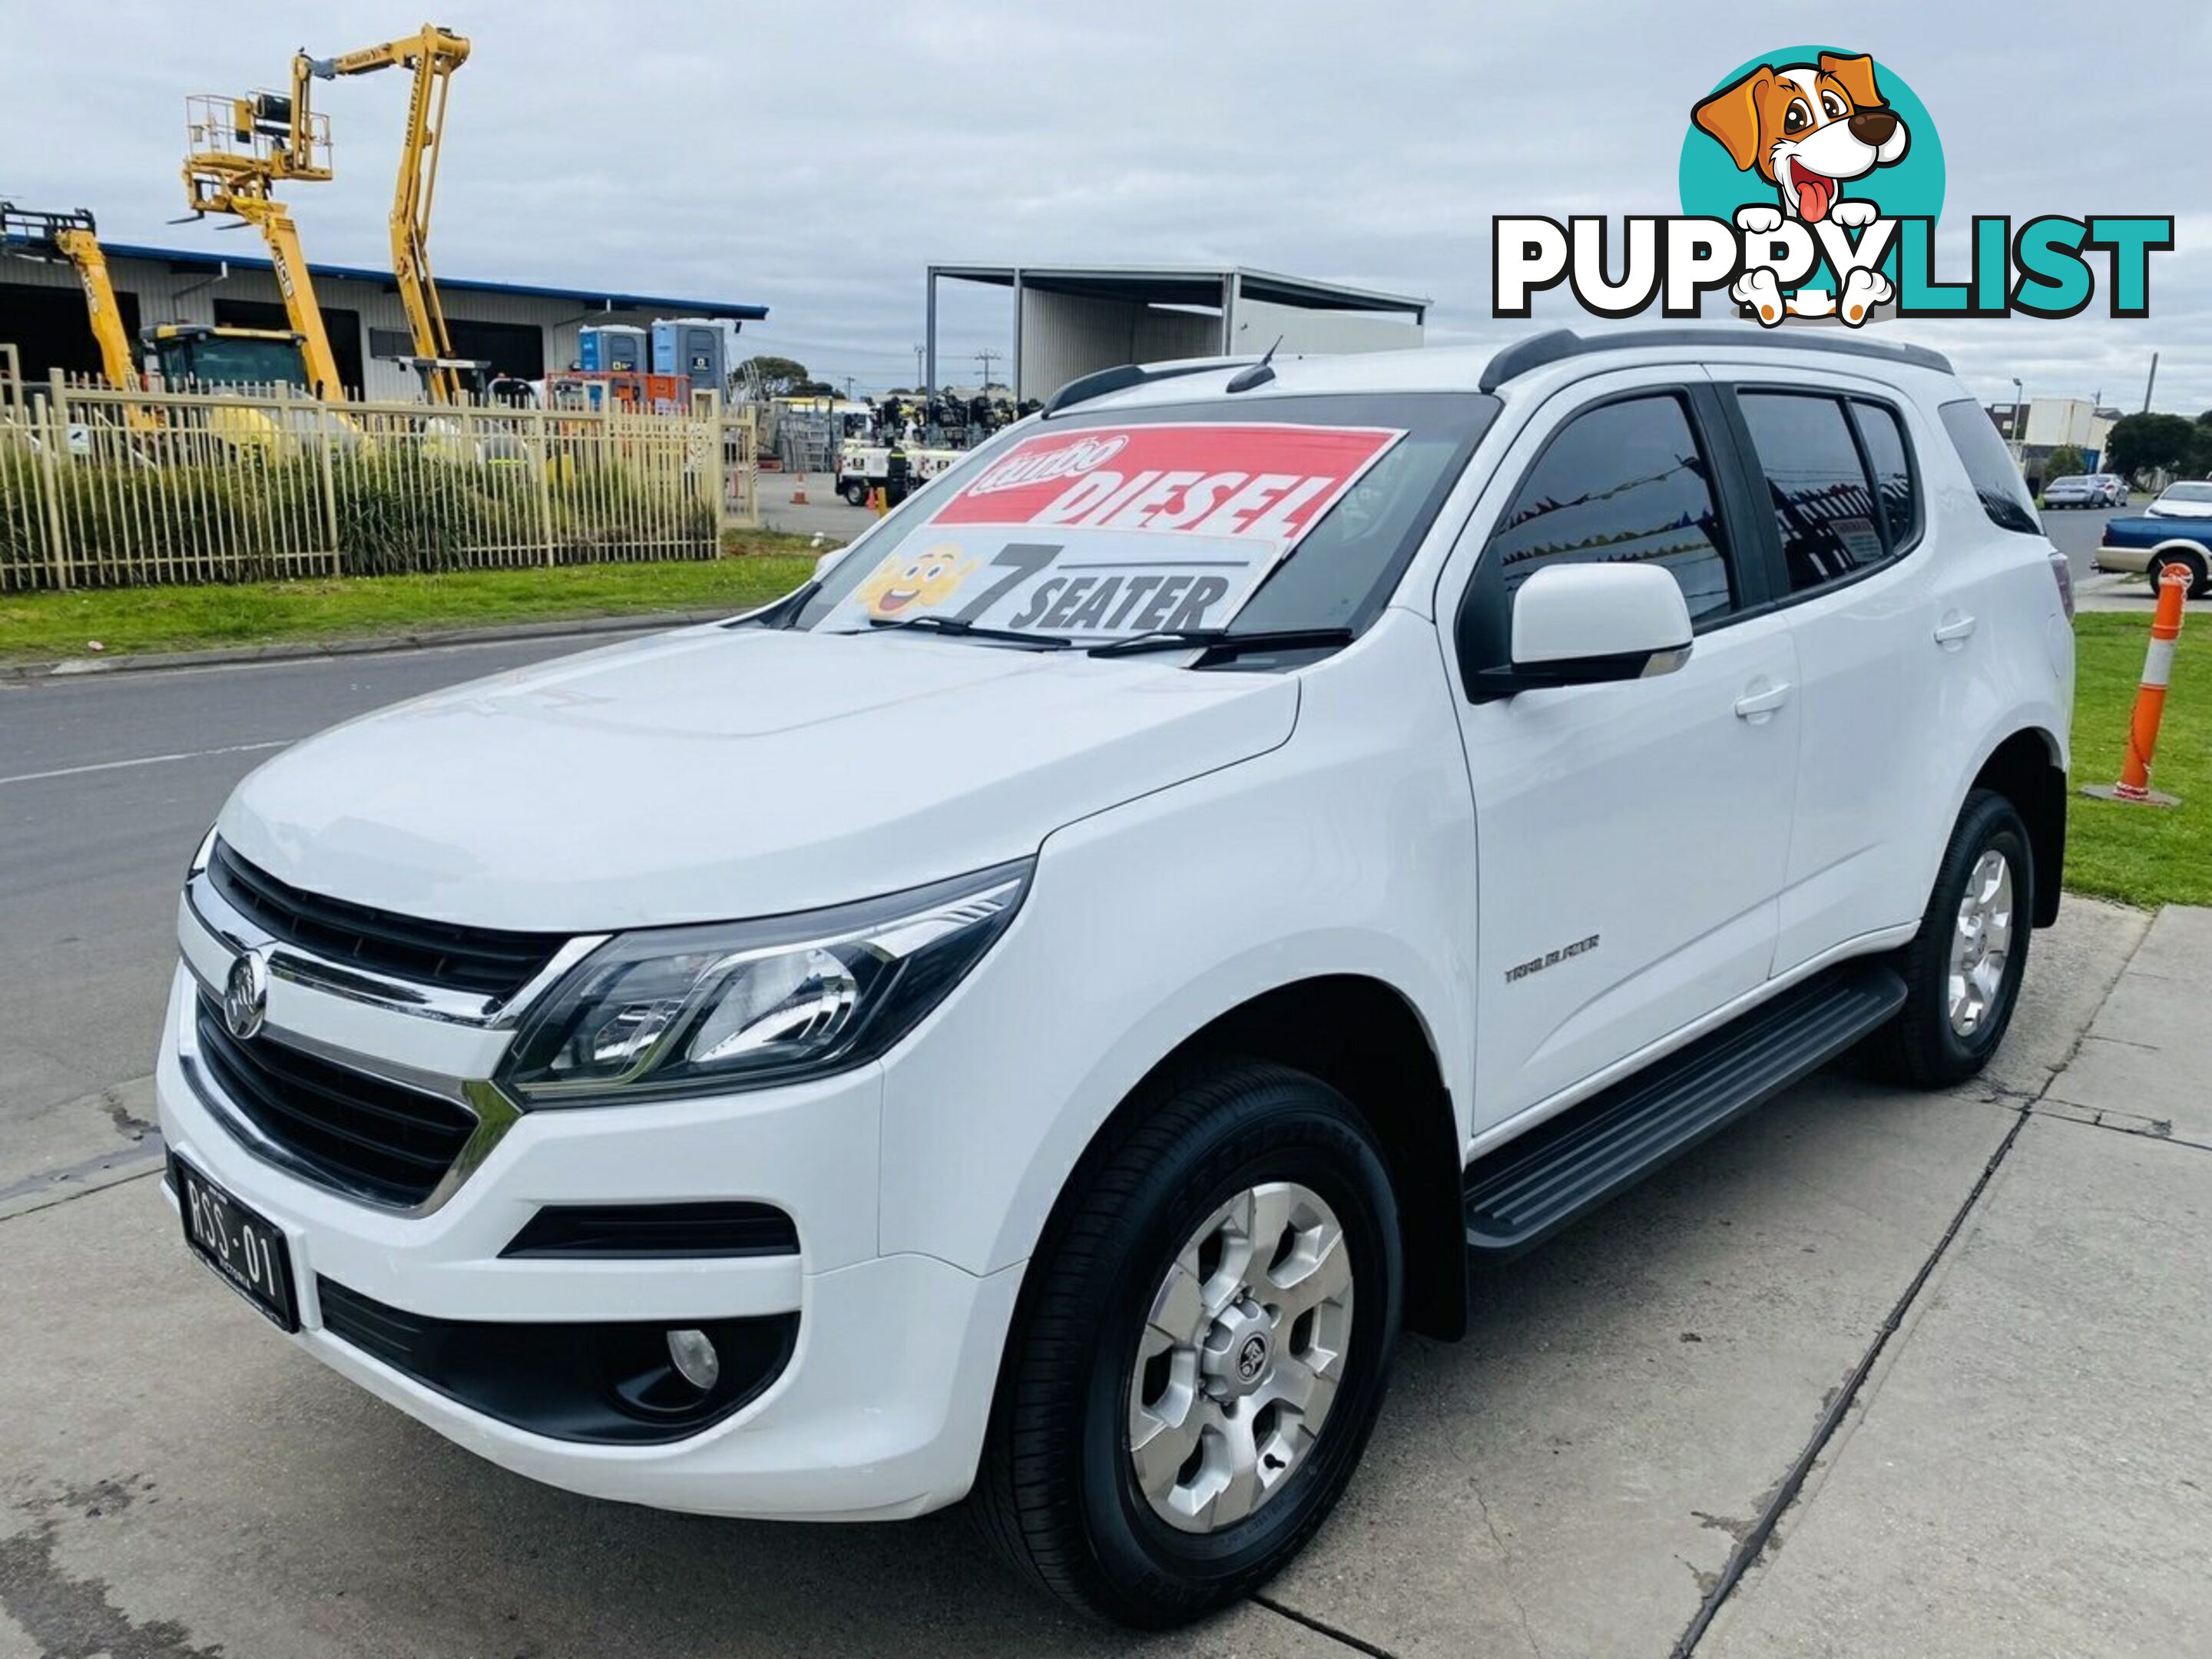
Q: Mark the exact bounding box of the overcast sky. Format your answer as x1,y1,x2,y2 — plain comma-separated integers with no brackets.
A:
6,0,2205,410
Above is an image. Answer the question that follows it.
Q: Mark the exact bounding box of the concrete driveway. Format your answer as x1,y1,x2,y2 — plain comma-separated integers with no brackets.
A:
3,643,2207,1657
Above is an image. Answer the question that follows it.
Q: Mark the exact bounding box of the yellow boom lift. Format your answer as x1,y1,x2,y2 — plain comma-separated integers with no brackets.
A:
178,78,347,398
0,204,138,388
295,24,475,401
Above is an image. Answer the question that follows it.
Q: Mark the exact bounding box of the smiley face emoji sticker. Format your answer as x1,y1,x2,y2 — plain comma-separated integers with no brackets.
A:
853,542,977,620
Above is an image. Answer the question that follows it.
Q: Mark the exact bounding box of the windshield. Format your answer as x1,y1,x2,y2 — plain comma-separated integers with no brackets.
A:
2158,482,2212,503
787,393,1496,646
159,336,308,390
2047,476,2086,488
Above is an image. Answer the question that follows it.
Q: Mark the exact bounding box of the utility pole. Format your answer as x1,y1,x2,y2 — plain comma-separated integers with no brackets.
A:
975,348,1001,392
2142,352,2159,413
912,343,925,388
841,376,856,401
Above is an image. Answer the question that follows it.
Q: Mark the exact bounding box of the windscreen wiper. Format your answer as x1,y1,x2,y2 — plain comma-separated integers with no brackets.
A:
865,614,1072,649
1088,626,1356,659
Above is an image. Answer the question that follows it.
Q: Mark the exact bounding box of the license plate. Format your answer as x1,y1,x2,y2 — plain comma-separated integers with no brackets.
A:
172,1152,298,1332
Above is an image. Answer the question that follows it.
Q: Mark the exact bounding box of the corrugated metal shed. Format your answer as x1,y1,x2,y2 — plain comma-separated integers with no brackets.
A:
926,265,1429,403
0,241,765,400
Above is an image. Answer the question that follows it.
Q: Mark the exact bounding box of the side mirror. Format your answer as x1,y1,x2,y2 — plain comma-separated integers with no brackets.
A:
1485,563,1693,694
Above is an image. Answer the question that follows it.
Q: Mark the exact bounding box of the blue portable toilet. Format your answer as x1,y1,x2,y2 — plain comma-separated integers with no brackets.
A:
578,325,647,373
651,319,727,389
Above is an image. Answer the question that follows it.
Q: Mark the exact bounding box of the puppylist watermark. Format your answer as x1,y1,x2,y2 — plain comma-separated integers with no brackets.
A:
1492,47,2173,328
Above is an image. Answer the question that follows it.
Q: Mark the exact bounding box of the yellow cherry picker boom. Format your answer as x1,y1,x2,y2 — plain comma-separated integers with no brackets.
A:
0,204,138,389
295,24,476,402
177,78,347,399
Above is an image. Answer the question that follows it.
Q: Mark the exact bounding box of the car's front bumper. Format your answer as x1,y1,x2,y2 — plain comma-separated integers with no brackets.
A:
154,965,1022,1521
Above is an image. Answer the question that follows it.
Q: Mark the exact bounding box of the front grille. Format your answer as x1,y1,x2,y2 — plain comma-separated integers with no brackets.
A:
194,994,476,1207
207,839,568,1001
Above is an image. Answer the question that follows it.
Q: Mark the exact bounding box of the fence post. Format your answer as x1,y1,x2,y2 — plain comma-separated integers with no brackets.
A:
533,404,555,565
316,395,341,575
36,372,71,591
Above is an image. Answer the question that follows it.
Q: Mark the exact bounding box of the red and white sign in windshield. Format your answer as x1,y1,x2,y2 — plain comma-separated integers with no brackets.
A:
929,423,1403,544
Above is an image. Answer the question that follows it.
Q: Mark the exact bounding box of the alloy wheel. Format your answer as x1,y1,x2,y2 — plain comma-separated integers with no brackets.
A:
1127,1181,1354,1534
1947,847,2015,1036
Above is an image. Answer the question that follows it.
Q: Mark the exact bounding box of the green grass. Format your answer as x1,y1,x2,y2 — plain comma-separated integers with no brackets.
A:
2068,612,2212,909
0,533,823,664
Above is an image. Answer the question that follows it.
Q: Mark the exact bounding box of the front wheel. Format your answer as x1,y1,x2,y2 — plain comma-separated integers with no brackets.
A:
975,1061,1403,1627
1866,790,2032,1088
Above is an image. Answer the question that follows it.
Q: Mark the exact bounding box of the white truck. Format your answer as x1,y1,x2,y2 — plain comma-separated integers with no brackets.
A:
160,327,2071,1627
835,440,964,505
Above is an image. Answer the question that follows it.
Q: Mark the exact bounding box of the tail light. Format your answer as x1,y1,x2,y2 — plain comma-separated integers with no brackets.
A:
2048,549,2075,620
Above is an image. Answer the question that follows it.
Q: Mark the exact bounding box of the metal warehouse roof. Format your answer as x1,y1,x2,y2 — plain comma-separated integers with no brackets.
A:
101,242,769,321
931,263,1429,317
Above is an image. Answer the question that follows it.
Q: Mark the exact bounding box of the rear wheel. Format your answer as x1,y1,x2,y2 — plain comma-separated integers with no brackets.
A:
840,478,868,506
975,1061,1402,1627
1866,790,2032,1088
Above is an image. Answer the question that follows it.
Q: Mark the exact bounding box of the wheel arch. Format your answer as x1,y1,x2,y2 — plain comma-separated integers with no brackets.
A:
1963,725,2068,927
1012,973,1469,1345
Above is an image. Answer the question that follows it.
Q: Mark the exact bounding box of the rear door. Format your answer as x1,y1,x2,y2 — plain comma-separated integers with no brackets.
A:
1438,370,1802,1125
1707,372,1953,972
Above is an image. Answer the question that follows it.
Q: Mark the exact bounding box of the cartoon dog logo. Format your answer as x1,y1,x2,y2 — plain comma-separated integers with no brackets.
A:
1694,51,1908,323
853,542,976,620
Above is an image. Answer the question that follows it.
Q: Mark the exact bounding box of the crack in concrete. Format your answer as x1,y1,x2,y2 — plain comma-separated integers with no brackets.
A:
0,1144,164,1216
1250,1592,1403,1659
1468,1480,1545,1659
2032,1105,2211,1155
1667,919,2156,1656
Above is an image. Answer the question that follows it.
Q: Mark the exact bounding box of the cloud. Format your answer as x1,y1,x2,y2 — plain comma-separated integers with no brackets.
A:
4,0,2200,407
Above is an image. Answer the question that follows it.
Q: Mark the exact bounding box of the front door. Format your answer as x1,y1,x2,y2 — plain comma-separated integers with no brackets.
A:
1440,373,1801,1127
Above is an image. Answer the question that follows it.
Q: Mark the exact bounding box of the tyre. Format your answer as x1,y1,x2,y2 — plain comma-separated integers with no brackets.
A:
1866,790,2032,1088
975,1060,1403,1627
840,478,868,506
2149,548,2209,600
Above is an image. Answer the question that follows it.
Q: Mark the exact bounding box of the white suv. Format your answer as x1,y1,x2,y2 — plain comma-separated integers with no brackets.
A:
158,327,2074,1627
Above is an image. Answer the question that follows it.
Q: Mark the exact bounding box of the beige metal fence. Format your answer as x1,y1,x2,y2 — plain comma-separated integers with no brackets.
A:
0,370,757,591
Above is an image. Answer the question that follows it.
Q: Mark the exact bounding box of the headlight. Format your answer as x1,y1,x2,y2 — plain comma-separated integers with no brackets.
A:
497,860,1031,1105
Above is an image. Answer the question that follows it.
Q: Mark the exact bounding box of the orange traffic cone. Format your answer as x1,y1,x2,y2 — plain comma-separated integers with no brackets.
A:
2083,565,2190,806
790,472,809,505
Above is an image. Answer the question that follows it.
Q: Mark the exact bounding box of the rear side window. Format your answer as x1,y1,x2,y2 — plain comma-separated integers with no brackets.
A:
1738,392,1889,591
1852,400,1920,552
1939,399,2042,535
1484,393,1734,624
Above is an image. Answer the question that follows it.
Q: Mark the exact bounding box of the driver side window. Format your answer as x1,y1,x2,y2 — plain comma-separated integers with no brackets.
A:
1485,393,1737,625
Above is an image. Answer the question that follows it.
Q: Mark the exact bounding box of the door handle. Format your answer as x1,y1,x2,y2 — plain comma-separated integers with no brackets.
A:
1733,681,1793,720
1934,614,1978,647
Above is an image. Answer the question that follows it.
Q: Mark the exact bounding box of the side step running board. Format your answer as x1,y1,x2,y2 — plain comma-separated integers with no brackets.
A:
1463,960,1907,1256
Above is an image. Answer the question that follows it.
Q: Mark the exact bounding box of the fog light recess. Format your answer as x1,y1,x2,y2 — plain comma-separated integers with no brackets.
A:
667,1327,720,1391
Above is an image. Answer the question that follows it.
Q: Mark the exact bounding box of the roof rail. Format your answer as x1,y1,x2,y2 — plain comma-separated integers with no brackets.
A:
1040,356,1253,418
1477,326,1953,392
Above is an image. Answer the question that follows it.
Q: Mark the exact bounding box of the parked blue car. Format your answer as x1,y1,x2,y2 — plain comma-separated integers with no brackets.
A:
2095,485,2212,596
